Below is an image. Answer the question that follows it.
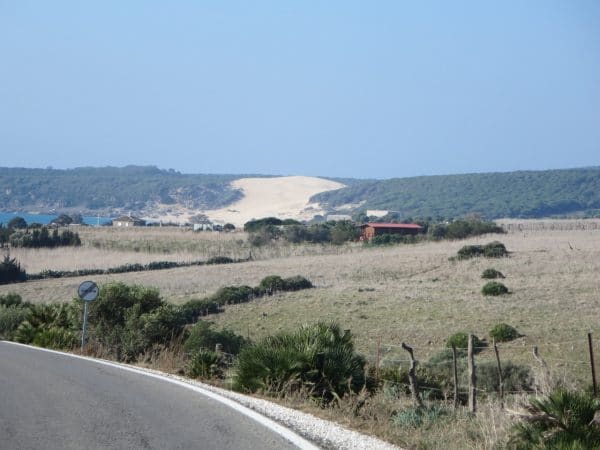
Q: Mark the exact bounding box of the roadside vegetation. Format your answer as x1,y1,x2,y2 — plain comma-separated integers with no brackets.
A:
1,219,598,448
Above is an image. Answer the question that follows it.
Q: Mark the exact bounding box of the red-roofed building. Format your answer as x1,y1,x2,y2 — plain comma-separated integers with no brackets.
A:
360,222,423,241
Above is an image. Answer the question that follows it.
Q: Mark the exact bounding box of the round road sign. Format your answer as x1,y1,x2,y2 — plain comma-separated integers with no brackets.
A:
78,281,99,302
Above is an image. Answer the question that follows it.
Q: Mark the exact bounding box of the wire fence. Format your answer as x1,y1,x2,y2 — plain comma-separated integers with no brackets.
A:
362,332,598,409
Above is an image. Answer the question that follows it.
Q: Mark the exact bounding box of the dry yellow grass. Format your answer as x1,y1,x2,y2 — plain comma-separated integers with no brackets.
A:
2,221,599,384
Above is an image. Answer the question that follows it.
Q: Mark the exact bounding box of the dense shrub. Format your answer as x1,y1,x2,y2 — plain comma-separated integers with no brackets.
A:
136,304,188,346
0,305,28,339
445,219,504,240
391,405,449,428
380,363,448,400
183,321,247,356
233,322,366,401
369,233,418,246
13,302,81,347
146,261,179,270
258,275,286,295
508,389,600,449
211,285,255,305
105,263,145,274
0,292,24,307
476,361,534,395
32,327,78,350
243,217,284,232
456,241,508,260
282,276,313,291
445,332,485,353
482,281,509,296
483,241,508,258
482,268,505,279
178,299,220,322
248,225,282,246
89,283,163,329
0,255,27,284
329,220,360,245
9,227,81,248
206,256,234,265
186,350,222,379
7,216,28,229
85,283,190,361
489,323,520,342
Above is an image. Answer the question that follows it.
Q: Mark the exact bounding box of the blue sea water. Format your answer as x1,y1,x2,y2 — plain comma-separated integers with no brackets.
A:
0,212,112,226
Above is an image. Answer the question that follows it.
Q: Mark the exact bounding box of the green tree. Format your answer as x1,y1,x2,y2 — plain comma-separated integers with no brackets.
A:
7,216,27,229
0,255,27,284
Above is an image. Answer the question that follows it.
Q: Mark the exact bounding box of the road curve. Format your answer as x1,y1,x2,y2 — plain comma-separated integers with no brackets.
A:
0,341,317,450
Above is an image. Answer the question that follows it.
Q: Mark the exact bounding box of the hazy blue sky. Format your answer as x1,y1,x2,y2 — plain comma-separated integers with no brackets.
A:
1,1,598,179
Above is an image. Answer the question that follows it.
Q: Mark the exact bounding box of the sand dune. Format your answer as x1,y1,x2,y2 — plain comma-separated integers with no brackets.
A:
204,176,345,227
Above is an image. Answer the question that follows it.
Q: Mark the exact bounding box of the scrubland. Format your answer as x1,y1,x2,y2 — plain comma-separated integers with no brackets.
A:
2,220,599,448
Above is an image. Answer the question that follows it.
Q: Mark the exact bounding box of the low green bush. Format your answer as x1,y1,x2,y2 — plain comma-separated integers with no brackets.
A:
368,234,418,246
233,322,366,401
206,256,234,265
482,281,509,296
508,389,600,449
476,361,533,395
282,275,313,291
258,275,286,295
0,292,25,307
456,241,508,260
32,327,78,350
211,285,255,305
186,350,222,379
489,323,520,342
391,405,449,428
179,299,220,322
106,263,145,274
445,332,485,353
183,321,247,356
483,241,508,258
146,261,179,270
0,305,28,339
481,268,505,279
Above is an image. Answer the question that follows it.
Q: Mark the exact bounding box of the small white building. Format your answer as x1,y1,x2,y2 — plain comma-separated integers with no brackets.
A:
366,210,389,218
113,216,146,227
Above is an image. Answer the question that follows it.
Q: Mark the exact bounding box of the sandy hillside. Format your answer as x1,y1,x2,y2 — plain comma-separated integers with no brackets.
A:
204,176,344,227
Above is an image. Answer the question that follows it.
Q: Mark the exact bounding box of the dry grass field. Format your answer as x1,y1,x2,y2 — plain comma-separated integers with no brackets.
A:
2,220,599,386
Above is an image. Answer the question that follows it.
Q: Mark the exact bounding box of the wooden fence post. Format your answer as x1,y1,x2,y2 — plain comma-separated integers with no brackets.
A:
589,332,597,397
468,334,477,413
533,346,552,395
402,342,424,408
452,344,459,410
375,336,381,384
493,340,504,408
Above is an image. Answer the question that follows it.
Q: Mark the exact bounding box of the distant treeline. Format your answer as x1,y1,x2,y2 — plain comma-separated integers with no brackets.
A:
243,216,503,246
314,167,600,219
0,216,81,249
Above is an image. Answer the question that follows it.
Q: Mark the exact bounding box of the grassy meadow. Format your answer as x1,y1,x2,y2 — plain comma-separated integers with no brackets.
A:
2,220,599,384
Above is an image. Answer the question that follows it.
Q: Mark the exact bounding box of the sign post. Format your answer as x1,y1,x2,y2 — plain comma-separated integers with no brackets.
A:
78,281,99,352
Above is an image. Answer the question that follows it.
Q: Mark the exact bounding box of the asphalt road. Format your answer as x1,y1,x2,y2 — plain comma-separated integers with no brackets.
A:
0,342,311,450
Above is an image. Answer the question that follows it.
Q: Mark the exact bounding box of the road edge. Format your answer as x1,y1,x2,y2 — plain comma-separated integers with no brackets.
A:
1,341,319,450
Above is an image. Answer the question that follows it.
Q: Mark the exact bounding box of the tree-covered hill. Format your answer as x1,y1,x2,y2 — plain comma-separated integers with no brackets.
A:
315,167,600,219
0,166,254,214
2,166,599,219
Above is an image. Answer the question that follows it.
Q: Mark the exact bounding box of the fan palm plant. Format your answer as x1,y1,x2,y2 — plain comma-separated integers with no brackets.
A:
508,389,600,449
233,322,366,402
